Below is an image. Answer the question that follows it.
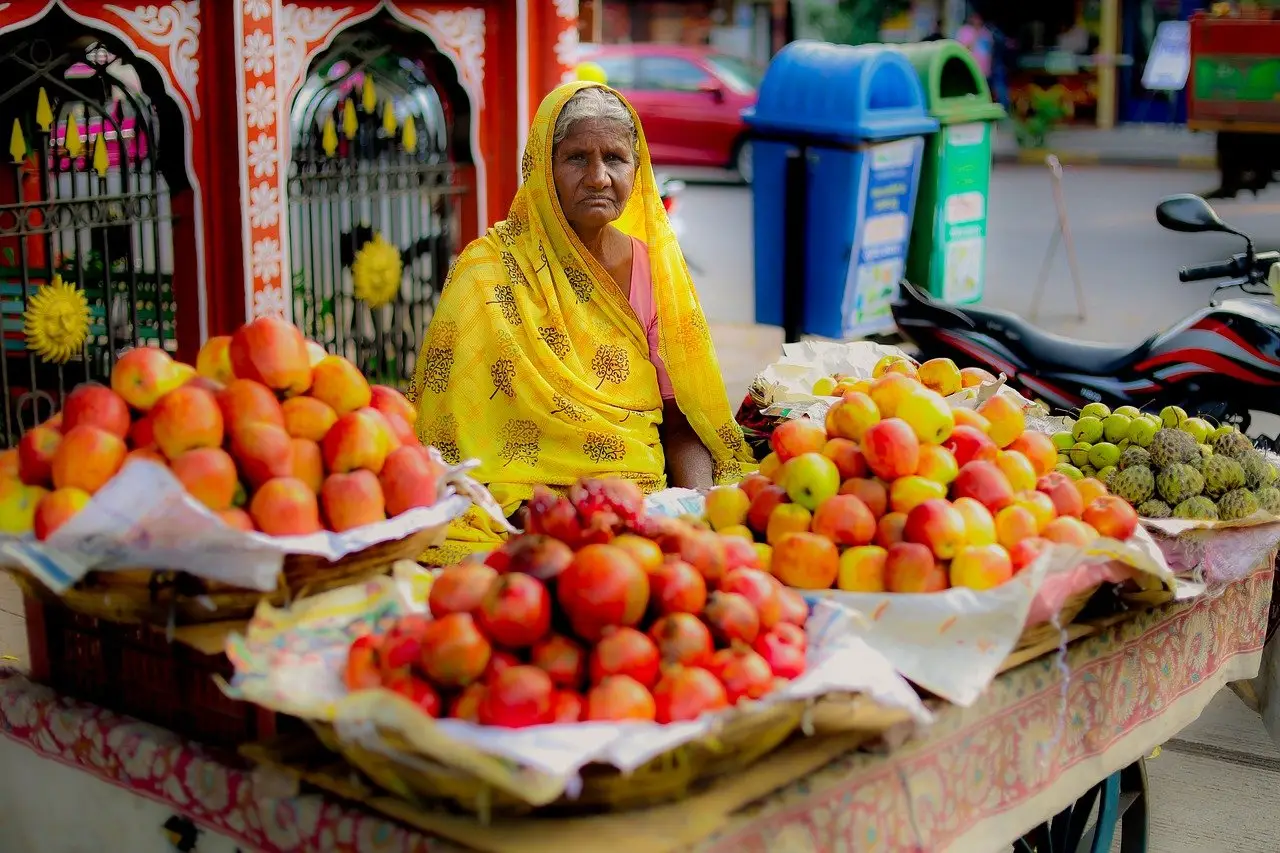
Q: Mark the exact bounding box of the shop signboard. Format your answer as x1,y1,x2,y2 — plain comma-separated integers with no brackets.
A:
1144,20,1191,91
841,136,924,337
930,122,991,305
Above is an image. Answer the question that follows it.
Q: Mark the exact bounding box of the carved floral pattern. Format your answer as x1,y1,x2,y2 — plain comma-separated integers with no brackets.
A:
103,2,202,118
401,8,486,106
276,4,356,99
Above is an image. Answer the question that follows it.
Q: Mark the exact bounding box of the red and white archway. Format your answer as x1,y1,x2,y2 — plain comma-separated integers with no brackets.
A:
232,0,579,321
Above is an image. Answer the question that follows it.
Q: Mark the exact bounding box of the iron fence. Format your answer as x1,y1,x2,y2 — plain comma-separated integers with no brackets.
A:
0,37,174,446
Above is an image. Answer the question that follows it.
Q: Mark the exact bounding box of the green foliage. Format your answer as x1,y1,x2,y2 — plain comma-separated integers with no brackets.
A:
805,0,913,46
1012,89,1072,150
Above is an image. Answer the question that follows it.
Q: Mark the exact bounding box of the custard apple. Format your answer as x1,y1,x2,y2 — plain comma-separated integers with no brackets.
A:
1156,463,1205,504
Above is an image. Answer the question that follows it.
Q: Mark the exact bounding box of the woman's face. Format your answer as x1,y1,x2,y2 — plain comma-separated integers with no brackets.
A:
552,118,636,233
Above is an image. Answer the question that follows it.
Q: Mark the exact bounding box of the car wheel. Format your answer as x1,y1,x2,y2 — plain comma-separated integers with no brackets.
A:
733,139,753,184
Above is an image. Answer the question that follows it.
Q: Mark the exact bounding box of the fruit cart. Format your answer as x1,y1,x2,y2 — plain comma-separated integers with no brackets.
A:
4,335,1278,851
0,564,1271,851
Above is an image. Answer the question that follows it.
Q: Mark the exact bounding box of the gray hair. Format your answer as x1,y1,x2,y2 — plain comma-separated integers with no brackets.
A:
551,87,638,152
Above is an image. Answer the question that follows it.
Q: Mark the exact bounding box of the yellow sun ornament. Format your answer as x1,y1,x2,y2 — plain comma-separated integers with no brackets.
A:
351,232,403,308
24,275,91,363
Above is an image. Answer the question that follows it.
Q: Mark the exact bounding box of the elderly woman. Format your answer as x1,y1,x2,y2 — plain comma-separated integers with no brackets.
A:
410,82,754,560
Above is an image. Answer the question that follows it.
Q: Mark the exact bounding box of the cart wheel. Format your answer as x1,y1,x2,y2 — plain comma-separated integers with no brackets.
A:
1012,758,1149,853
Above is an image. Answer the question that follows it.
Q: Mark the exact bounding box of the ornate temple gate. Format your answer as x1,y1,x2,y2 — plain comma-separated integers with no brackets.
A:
287,24,468,389
0,26,178,445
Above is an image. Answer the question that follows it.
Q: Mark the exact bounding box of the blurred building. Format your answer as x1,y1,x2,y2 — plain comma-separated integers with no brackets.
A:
917,0,1213,128
578,0,792,64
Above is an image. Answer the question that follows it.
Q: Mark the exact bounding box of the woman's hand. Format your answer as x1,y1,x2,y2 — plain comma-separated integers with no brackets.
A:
660,400,715,490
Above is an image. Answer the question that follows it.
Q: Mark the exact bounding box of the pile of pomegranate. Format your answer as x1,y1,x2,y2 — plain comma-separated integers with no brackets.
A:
344,478,811,728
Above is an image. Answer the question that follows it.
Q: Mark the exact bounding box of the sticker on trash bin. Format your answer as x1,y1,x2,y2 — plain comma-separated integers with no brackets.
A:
842,136,924,338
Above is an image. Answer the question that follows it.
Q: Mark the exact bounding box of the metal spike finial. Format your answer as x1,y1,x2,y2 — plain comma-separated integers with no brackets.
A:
362,77,378,114
92,133,109,177
342,99,358,140
35,89,53,132
64,114,83,158
321,115,338,156
402,116,416,153
382,99,397,135
9,120,26,164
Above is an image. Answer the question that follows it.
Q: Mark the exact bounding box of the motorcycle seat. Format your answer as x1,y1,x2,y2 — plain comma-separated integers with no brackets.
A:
959,303,1150,376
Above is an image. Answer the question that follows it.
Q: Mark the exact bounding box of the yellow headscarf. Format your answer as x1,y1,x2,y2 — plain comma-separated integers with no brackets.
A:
409,81,754,563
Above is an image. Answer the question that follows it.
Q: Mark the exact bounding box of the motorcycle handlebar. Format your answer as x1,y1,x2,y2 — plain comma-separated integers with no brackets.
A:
1178,250,1280,283
1179,259,1239,282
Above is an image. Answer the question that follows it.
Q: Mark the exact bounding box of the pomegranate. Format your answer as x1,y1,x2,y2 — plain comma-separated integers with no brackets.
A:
669,528,728,585
343,634,382,691
484,533,573,580
556,544,650,642
721,535,761,572
764,621,807,650
569,478,645,539
429,563,498,617
525,487,586,547
531,634,587,689
589,626,661,688
704,591,761,646
753,631,807,680
636,514,687,542
776,587,810,627
484,649,523,684
479,665,555,728
477,572,552,648
383,673,442,717
379,614,432,676
649,558,708,616
612,533,664,573
419,612,492,688
719,568,782,629
648,613,715,668
652,666,729,723
706,647,776,704
449,683,487,722
585,675,657,722
551,690,585,723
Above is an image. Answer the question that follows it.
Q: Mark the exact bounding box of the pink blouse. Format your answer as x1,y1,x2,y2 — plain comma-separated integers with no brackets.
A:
628,236,675,400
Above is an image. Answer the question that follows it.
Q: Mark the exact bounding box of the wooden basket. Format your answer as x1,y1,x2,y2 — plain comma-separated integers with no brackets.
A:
1012,583,1099,653
6,526,440,627
308,700,812,819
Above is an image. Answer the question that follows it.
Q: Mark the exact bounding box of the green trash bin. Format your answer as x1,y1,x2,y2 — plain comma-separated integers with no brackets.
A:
898,40,1006,305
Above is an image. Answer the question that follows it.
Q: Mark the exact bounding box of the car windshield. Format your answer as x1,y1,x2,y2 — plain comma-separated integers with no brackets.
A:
706,54,764,94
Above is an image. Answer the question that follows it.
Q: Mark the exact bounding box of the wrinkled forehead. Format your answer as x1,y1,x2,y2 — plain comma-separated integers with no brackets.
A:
555,117,635,151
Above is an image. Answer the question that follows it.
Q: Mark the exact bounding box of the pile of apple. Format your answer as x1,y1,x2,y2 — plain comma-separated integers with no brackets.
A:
705,355,1140,593
0,316,444,541
344,478,811,728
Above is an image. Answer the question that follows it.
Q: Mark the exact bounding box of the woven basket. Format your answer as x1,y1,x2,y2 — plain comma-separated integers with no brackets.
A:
6,526,440,626
309,700,810,819
1011,583,1099,652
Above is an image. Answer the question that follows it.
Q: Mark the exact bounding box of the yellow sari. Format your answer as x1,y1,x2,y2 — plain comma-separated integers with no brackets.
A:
408,81,755,564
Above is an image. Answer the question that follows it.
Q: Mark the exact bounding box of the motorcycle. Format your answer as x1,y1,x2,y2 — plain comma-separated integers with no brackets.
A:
891,193,1280,447
657,174,703,274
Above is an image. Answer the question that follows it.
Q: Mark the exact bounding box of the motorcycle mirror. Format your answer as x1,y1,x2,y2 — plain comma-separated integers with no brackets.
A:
1155,193,1231,234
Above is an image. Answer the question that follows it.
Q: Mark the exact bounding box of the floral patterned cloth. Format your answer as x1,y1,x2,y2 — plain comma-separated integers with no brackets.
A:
1,568,1270,853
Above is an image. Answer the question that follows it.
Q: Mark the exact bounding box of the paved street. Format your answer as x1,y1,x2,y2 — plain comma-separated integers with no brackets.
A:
683,164,1280,345
678,164,1280,852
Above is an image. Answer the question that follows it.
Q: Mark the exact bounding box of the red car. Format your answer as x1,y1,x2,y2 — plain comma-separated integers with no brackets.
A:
576,44,761,182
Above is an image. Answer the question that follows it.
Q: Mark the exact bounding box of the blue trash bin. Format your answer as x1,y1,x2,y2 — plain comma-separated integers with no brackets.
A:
745,42,938,340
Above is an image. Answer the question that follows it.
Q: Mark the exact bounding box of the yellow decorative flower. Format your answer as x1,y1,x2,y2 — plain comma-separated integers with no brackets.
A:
24,275,91,364
351,232,403,308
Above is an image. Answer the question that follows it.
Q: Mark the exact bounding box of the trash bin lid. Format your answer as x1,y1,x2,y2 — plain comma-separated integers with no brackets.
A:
743,41,938,143
895,40,1007,124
